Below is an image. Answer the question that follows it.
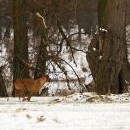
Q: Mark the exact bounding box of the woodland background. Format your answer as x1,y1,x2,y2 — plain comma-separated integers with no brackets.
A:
0,0,130,97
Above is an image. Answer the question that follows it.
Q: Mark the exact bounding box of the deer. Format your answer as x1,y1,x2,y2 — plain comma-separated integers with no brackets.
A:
14,75,51,101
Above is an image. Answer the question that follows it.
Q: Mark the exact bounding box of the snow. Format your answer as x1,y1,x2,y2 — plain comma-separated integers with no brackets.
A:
93,48,96,51
84,73,93,85
0,93,130,130
99,28,108,33
99,55,102,59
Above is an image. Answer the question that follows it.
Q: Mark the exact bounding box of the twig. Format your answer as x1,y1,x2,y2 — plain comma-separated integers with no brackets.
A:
36,12,47,28
57,20,77,67
51,59,71,90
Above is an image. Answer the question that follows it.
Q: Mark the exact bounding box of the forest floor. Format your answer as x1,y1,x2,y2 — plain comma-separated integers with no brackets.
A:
0,92,130,130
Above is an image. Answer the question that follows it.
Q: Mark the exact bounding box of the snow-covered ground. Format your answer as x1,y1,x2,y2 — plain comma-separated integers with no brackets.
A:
0,92,130,130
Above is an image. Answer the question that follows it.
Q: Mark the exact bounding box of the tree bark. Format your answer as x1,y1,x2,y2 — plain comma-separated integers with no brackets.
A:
87,0,129,94
34,13,48,78
0,67,8,97
12,0,29,96
35,35,47,78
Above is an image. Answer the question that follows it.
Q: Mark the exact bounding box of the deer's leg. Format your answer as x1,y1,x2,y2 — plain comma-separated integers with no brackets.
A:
21,90,29,101
22,93,27,101
27,92,33,102
27,96,31,102
22,97,27,101
15,89,23,100
19,90,26,100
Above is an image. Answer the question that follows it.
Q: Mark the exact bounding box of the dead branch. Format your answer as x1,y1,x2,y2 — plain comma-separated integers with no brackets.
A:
36,12,47,28
57,20,77,67
51,59,71,90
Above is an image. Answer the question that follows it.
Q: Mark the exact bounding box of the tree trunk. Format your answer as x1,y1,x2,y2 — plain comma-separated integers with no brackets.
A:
87,0,129,94
33,13,48,95
34,36,47,79
12,0,29,96
34,14,48,79
0,67,8,97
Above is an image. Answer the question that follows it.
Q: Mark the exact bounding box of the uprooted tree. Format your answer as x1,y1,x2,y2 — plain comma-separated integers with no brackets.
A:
87,0,130,94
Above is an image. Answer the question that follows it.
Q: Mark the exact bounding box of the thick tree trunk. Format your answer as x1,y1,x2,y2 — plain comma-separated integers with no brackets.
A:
12,0,29,96
98,0,107,29
87,0,129,94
